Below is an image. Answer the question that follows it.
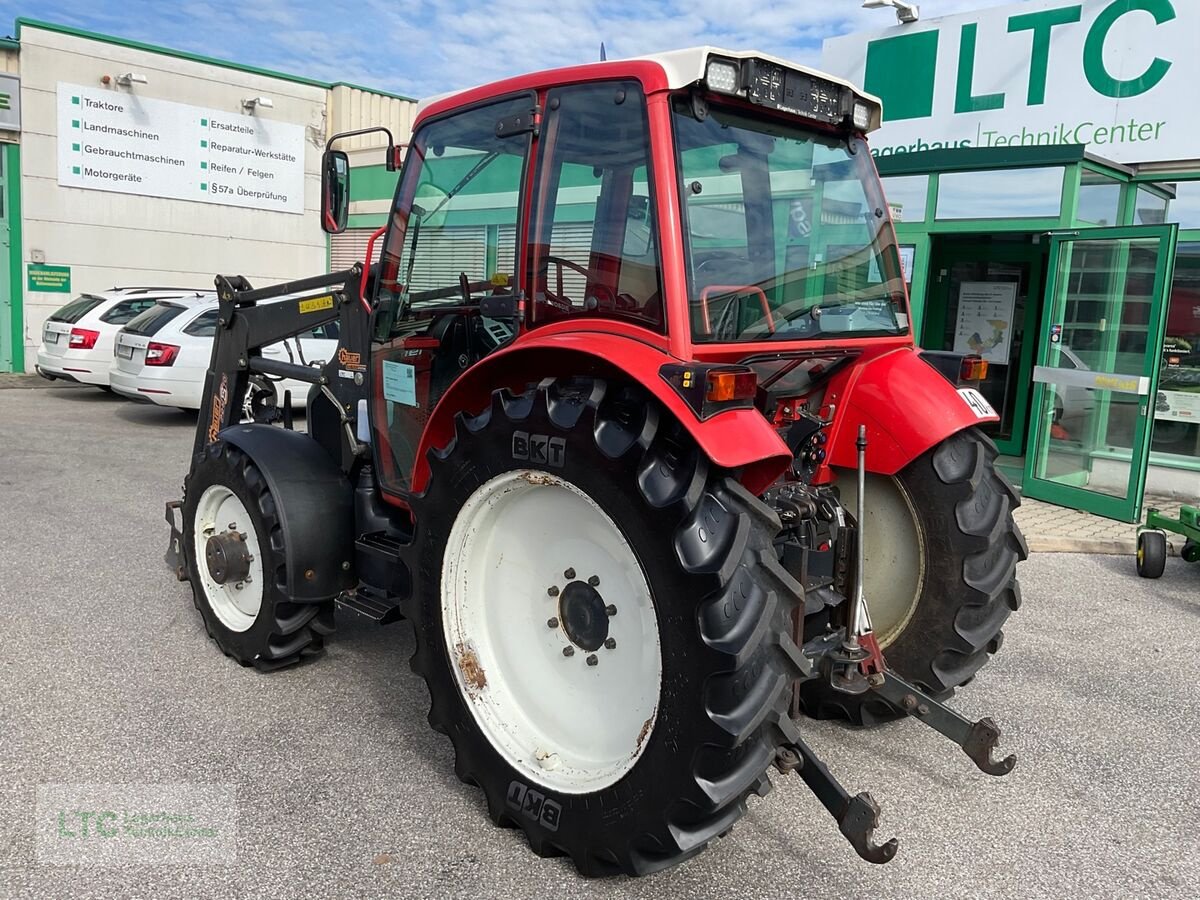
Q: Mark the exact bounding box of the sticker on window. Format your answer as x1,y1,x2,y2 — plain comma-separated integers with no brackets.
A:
381,359,418,407
957,387,996,419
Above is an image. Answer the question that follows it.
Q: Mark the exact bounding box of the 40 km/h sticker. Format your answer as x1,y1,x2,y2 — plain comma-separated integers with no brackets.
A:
957,387,997,419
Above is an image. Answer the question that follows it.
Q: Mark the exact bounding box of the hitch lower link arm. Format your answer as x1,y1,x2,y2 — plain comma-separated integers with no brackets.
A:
866,670,1017,777
775,672,1016,866
776,739,898,865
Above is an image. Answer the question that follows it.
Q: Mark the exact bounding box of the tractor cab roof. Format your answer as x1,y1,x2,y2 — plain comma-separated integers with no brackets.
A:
415,46,882,133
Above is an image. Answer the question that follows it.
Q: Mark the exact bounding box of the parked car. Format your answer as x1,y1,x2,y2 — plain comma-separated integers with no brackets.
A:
35,287,209,389
109,296,337,412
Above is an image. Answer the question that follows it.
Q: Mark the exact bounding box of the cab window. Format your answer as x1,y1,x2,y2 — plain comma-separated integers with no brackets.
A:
528,81,664,331
372,94,533,495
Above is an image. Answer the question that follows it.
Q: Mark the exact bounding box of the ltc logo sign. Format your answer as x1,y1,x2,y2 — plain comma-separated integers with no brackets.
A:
821,0,1198,163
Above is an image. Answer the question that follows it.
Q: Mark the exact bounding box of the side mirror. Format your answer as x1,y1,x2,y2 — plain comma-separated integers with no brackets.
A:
321,149,350,235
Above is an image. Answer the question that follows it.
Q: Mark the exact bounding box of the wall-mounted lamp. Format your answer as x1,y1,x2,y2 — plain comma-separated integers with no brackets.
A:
862,0,920,24
242,96,274,112
115,72,149,86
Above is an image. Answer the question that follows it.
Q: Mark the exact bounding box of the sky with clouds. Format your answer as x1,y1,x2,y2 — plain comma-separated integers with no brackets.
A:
2,0,1031,98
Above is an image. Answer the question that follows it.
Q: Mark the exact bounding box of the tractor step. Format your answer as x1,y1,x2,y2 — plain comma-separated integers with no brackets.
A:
356,531,407,564
336,587,404,624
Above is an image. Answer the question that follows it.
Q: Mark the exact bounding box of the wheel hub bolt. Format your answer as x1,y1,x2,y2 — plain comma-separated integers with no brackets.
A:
605,604,617,617
548,586,560,597
588,575,600,587
604,637,616,650
547,617,559,629
586,654,598,666
562,646,574,657
564,568,576,580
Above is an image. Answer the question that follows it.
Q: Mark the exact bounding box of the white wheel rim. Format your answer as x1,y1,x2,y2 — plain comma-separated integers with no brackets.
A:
835,470,925,647
442,470,662,795
193,485,264,633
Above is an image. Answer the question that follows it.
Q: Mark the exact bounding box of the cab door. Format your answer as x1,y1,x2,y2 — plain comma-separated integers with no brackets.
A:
1022,225,1178,521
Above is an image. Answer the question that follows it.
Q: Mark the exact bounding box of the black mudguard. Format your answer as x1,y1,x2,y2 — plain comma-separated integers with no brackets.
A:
216,424,355,602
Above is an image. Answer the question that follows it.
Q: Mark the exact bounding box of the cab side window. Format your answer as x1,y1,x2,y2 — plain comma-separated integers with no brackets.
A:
528,81,664,331
371,94,533,496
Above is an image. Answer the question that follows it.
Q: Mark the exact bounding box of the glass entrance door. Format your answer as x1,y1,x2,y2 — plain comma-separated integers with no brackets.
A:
1023,225,1178,521
922,236,1044,457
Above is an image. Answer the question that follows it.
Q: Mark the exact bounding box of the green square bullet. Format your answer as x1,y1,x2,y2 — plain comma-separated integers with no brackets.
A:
72,142,80,151
72,166,80,174
71,119,80,128
200,139,207,148
200,182,208,191
200,161,208,169
71,96,80,104
201,118,207,126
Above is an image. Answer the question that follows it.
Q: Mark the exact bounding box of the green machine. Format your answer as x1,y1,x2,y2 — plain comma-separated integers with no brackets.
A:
1136,506,1200,578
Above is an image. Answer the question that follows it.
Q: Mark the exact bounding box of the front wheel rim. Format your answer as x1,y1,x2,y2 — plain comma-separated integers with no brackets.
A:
193,485,264,633
441,469,662,795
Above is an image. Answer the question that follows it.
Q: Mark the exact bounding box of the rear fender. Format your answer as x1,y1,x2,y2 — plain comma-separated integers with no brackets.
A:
218,424,355,601
824,347,998,476
412,332,791,495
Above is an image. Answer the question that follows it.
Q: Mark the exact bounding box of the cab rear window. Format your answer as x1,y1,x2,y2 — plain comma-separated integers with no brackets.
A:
49,295,105,324
124,303,186,336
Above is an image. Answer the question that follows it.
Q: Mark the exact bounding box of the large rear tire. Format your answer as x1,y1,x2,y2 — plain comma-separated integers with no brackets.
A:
182,440,333,670
800,428,1027,725
408,378,805,876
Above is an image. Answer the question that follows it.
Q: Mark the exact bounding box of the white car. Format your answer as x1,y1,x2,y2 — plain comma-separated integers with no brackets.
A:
36,286,210,388
109,297,338,411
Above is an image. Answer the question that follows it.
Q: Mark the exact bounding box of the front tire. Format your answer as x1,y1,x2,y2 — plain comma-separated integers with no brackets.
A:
801,428,1027,725
408,378,805,876
182,441,333,670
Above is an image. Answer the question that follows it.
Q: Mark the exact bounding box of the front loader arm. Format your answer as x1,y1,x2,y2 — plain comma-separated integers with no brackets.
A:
193,266,370,461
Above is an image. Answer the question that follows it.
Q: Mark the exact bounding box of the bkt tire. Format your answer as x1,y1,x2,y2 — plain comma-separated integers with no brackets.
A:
182,440,333,670
408,378,805,876
801,428,1027,726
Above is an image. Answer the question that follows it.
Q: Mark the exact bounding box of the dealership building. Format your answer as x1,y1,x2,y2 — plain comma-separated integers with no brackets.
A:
0,18,414,378
2,2,1197,519
816,0,1200,517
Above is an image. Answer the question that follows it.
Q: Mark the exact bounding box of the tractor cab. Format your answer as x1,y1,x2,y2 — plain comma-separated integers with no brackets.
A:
320,48,911,498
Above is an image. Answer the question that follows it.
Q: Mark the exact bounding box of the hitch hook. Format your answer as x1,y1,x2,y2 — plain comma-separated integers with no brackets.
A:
870,672,1017,777
777,739,898,865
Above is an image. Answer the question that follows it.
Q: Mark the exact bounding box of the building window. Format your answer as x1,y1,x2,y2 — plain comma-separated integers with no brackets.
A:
1134,187,1169,225
1076,171,1122,227
935,167,1064,220
881,175,928,223
1153,241,1200,460
1164,180,1200,229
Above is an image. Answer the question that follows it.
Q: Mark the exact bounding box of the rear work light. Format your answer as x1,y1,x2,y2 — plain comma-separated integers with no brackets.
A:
68,328,100,350
961,356,989,382
145,342,180,366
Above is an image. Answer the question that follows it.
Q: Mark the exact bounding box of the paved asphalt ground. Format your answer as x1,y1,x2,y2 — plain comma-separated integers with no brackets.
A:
1,386,1197,898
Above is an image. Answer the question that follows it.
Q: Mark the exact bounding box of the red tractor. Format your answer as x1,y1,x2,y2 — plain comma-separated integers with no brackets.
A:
166,48,1026,875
